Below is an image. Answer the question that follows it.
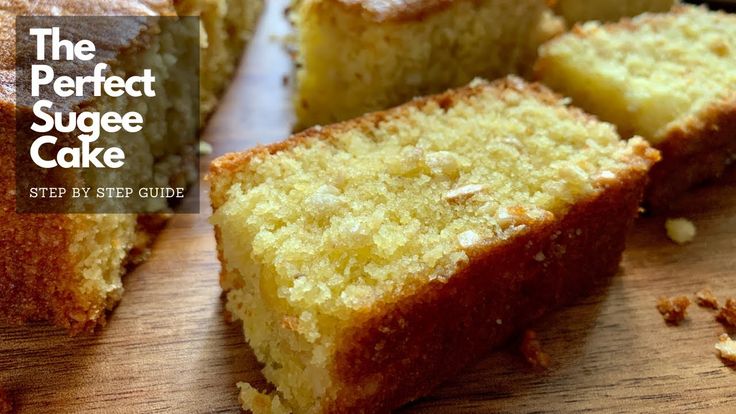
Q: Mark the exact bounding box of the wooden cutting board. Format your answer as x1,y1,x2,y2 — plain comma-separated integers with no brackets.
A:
2,1,735,412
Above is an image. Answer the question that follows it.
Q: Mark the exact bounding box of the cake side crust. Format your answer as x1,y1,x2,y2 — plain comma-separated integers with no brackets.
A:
326,165,650,412
646,95,736,211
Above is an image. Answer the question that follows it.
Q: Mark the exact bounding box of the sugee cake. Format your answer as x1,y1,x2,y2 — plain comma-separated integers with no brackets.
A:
209,76,659,413
536,5,736,210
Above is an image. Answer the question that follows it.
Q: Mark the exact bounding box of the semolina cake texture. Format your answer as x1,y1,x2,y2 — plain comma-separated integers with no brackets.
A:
0,0,260,332
209,76,659,413
536,5,736,210
551,0,677,24
290,0,564,129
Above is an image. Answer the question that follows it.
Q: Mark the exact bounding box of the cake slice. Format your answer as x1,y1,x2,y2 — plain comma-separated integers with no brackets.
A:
536,5,736,210
290,0,564,129
209,77,658,413
551,0,676,24
0,0,261,333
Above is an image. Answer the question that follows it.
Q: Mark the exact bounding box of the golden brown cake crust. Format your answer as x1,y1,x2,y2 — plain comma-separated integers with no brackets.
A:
323,165,649,413
646,96,736,212
5,0,173,15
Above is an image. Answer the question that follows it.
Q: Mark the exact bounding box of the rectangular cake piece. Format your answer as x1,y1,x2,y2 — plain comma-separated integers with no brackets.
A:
551,0,676,24
290,0,564,129
209,76,658,413
536,5,736,210
0,0,261,333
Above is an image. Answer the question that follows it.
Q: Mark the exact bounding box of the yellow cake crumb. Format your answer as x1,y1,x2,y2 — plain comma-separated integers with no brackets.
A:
665,218,696,245
695,287,719,309
717,298,736,327
238,382,291,414
716,334,736,363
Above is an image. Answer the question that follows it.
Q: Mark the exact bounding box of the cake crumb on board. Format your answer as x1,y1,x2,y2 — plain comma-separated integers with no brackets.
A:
716,334,736,363
717,298,736,327
665,218,696,245
695,287,719,309
198,141,213,155
521,329,551,369
656,295,691,324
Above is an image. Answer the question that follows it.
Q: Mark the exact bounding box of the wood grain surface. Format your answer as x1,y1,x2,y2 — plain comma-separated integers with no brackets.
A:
2,1,736,412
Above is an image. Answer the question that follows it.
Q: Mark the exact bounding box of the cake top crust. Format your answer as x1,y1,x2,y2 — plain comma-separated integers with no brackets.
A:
0,0,176,107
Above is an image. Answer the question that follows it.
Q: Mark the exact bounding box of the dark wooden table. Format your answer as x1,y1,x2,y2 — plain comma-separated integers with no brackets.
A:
2,1,735,412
